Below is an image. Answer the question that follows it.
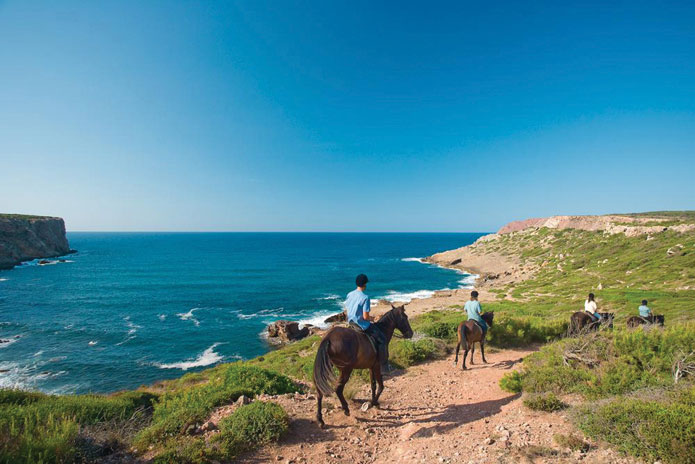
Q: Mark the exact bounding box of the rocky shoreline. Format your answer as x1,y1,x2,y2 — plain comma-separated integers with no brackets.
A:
0,214,74,270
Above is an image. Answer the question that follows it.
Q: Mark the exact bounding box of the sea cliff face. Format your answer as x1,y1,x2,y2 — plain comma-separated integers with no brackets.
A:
0,214,72,269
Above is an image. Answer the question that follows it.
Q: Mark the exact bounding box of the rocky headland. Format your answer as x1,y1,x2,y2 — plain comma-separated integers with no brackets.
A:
0,214,73,270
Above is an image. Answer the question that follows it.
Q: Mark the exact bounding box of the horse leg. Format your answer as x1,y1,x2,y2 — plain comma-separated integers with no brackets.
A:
335,368,353,416
369,367,379,407
454,341,460,366
316,391,325,428
462,343,469,370
374,366,385,403
481,339,488,364
470,343,475,365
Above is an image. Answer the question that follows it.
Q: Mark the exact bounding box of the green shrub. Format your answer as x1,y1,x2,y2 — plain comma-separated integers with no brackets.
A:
575,390,695,464
523,392,567,412
553,433,590,452
135,365,298,449
0,390,157,464
213,401,289,455
499,371,523,393
421,321,457,340
389,338,446,368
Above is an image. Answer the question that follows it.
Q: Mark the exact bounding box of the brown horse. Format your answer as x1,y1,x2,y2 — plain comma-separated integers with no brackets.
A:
627,315,665,328
313,304,413,428
569,312,614,334
454,312,494,370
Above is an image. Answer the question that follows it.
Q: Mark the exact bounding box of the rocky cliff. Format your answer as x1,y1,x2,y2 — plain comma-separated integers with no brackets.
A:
0,215,73,269
497,214,695,236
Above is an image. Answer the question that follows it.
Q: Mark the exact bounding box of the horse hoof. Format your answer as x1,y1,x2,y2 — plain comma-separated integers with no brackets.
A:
318,421,325,429
371,401,380,408
344,410,350,417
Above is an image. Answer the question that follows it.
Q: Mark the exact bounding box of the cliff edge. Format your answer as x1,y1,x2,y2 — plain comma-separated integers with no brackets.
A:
0,214,73,270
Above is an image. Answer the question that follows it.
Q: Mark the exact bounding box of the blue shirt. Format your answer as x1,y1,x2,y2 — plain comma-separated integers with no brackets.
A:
345,289,371,330
639,305,652,317
465,300,483,323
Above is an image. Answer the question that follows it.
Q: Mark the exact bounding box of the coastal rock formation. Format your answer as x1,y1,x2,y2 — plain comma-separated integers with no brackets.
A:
323,311,346,324
497,214,695,236
266,320,310,342
0,215,73,270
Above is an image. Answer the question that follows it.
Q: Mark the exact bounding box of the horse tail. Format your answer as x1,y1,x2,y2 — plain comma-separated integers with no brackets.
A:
313,336,336,396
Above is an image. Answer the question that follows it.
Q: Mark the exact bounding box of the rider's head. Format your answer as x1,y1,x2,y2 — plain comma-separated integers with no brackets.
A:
356,274,369,289
470,290,479,300
588,293,595,302
642,299,648,305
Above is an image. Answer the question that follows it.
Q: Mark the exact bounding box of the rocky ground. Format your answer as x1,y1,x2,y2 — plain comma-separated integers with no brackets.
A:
228,348,639,464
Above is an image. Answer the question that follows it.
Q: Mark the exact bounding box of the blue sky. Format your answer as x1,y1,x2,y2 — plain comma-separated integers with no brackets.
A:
1,1,694,231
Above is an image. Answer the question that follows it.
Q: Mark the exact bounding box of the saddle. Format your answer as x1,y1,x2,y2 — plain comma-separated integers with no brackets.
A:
347,322,378,353
471,320,486,333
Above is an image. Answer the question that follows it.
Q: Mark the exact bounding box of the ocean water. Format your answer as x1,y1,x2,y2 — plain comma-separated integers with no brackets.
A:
0,232,483,394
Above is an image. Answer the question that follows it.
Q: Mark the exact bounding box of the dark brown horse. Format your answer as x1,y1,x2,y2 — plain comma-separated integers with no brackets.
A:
569,312,614,334
313,304,413,428
454,312,494,370
627,315,665,328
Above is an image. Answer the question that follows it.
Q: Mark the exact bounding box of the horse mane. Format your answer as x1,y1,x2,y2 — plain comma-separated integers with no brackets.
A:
376,307,398,328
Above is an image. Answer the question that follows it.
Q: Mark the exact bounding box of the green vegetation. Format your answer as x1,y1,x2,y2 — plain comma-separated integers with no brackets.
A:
0,390,156,464
552,433,590,452
522,392,567,411
389,337,447,368
154,402,289,463
135,365,298,450
574,386,695,463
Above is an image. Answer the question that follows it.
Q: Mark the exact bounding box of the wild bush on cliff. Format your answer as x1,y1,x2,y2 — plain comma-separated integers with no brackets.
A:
574,385,695,464
0,390,156,464
153,401,289,463
134,365,298,449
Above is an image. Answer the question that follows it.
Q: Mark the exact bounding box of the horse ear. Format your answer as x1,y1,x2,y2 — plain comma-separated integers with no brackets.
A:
402,304,407,312
390,303,396,309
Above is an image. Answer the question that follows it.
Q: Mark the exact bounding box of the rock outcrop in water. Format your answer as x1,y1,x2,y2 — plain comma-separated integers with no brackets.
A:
0,214,73,270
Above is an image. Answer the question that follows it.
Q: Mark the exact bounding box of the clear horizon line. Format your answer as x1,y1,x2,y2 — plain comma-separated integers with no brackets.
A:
68,230,494,234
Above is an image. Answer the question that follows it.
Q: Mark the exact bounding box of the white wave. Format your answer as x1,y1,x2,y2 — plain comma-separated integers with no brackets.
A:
458,274,479,289
116,335,136,346
158,314,167,321
296,311,345,330
0,336,20,349
156,343,229,370
0,278,7,282
177,307,201,326
317,294,341,301
33,350,44,357
401,257,424,263
88,341,98,346
381,289,436,303
0,360,66,391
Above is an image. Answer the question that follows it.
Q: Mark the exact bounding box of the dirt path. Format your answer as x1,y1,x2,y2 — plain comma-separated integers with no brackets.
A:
238,348,639,464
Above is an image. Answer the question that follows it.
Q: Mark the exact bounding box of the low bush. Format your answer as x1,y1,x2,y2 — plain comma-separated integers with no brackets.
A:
152,402,289,464
389,338,447,368
574,387,695,464
213,401,288,455
0,390,157,464
135,365,298,449
499,371,523,393
522,392,567,412
552,433,590,452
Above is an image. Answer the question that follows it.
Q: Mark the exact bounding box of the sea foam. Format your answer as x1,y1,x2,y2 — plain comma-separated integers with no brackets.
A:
156,343,231,370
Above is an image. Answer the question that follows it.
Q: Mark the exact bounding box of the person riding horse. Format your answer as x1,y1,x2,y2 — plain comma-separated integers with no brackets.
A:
584,292,601,322
638,299,652,319
465,290,487,336
345,274,388,372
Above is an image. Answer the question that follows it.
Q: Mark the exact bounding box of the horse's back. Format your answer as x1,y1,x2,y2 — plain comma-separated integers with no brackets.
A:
324,326,376,368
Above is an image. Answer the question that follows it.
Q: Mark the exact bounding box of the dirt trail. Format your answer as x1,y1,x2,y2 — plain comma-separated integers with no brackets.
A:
238,348,638,464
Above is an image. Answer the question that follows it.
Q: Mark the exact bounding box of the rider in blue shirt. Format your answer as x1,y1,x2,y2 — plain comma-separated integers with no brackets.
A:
345,274,388,372
465,290,487,335
638,299,652,318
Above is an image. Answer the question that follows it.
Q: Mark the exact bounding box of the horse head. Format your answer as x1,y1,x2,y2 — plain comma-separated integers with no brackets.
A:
388,303,414,339
482,311,494,327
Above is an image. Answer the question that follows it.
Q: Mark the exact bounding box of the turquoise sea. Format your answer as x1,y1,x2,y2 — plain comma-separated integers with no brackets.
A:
0,232,484,394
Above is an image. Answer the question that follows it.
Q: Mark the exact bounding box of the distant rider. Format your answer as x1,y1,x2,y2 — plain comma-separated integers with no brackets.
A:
345,274,389,372
638,299,652,320
584,293,601,322
465,290,487,336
